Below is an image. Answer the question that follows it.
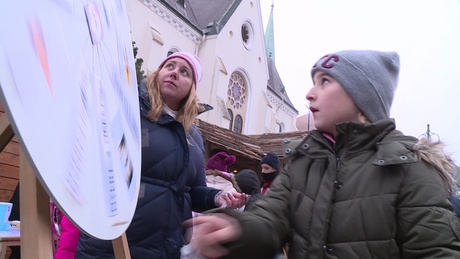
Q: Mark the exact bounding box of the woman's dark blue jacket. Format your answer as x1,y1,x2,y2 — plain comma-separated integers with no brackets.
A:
76,80,220,259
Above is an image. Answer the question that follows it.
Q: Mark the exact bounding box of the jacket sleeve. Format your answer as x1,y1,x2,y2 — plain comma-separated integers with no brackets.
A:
188,125,221,212
217,170,292,259
190,186,220,212
397,160,460,258
188,125,207,189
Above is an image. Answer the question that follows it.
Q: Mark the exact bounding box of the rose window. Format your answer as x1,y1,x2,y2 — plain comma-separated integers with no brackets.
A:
227,73,246,110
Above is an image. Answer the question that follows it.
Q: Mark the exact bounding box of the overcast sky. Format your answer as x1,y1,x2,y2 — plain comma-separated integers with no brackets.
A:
260,0,460,164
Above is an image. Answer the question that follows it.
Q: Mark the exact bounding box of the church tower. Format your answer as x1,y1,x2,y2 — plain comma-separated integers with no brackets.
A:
265,1,275,62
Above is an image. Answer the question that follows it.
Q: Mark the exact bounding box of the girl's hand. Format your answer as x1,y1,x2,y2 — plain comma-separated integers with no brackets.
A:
184,213,242,259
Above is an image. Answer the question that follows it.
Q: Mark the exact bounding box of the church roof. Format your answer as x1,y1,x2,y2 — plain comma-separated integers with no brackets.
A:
160,0,241,35
263,2,297,114
266,58,297,112
159,0,298,114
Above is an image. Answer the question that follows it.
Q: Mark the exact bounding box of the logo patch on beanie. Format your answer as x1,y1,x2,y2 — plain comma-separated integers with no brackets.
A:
313,54,340,69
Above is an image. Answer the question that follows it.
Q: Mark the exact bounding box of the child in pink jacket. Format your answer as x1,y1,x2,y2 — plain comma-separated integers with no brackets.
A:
51,203,80,259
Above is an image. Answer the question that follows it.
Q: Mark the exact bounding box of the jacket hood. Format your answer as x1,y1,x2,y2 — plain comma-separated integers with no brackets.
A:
139,78,151,113
234,169,261,196
234,169,262,208
205,170,241,193
198,103,213,114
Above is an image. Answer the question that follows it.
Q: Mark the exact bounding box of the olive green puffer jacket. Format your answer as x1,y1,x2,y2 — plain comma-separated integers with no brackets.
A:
221,119,460,259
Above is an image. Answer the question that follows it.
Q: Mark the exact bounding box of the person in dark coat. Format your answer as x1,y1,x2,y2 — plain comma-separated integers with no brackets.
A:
76,52,247,259
260,152,280,195
234,169,262,210
188,50,460,259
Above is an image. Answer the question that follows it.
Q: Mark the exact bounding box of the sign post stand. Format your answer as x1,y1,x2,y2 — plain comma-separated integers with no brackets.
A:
112,233,131,259
0,113,13,150
19,148,53,258
1,116,131,259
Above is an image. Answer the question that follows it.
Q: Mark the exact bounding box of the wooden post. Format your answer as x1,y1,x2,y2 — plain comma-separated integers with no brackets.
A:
0,114,13,151
19,149,54,258
112,233,131,259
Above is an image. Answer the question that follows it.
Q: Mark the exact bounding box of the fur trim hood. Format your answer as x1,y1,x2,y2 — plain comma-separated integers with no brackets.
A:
413,138,456,195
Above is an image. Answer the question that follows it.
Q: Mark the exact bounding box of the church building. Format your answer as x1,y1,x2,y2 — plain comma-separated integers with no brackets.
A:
126,0,298,135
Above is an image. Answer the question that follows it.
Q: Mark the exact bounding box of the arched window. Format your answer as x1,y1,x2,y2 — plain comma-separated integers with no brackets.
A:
234,115,243,133
278,123,285,133
227,73,246,110
241,20,255,50
227,109,233,130
227,72,248,134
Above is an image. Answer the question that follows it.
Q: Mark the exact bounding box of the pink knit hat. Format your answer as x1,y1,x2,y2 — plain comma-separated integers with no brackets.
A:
206,151,236,172
159,51,203,87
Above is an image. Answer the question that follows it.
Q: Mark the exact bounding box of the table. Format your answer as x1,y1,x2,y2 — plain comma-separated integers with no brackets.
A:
0,228,20,259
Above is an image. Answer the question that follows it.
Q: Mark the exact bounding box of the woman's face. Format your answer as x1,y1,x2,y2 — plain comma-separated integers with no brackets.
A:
158,57,194,110
306,71,361,137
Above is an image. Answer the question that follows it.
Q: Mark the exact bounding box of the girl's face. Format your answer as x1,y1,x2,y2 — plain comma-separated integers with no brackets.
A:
306,71,362,137
158,57,194,110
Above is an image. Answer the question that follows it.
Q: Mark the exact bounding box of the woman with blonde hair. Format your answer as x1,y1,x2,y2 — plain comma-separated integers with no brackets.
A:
76,52,247,259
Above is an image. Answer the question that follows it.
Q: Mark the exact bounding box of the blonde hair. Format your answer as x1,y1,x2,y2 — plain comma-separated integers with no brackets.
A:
358,111,371,124
413,138,454,195
145,69,199,132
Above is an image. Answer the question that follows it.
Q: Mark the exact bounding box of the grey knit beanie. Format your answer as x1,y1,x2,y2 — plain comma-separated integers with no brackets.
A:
311,50,400,122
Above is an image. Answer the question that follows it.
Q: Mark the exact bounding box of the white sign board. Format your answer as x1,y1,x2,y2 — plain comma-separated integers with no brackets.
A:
0,0,141,240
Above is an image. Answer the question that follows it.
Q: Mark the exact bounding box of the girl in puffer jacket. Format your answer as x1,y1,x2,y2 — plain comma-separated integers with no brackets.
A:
76,52,248,259
188,50,460,259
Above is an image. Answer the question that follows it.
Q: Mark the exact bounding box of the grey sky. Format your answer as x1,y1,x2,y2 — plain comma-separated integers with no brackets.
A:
261,0,460,164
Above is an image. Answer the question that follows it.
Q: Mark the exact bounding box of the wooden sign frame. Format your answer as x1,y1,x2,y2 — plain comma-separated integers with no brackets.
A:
0,114,131,259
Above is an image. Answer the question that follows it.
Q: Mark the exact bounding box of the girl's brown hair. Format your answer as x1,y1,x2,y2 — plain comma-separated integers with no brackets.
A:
145,69,199,132
358,112,371,124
